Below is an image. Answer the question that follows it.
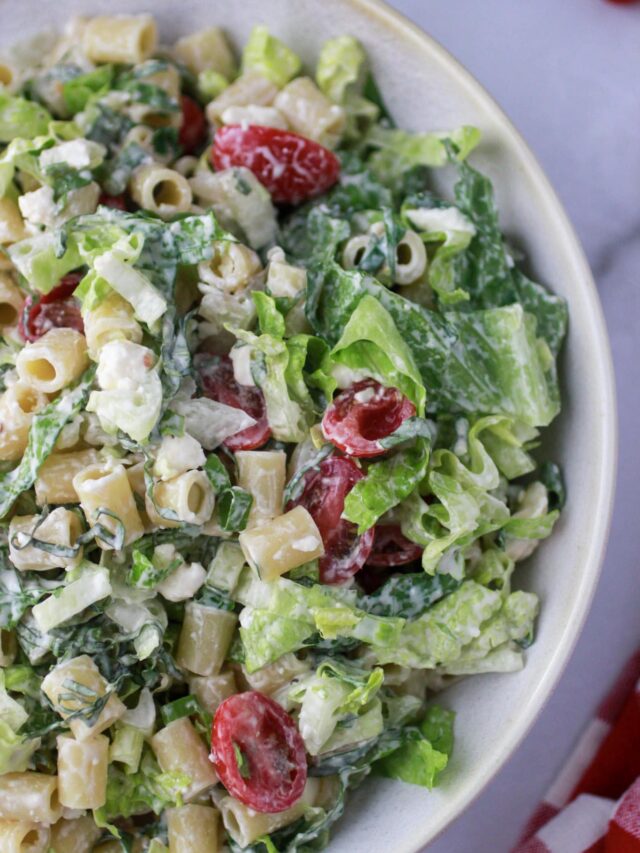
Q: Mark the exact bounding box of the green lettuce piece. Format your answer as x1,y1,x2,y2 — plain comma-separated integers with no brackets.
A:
240,608,314,672
367,124,481,191
94,750,190,822
241,25,302,87
376,705,453,789
233,327,308,442
343,437,430,533
0,367,95,518
452,160,568,356
403,202,477,305
377,734,447,789
198,69,229,100
203,455,253,532
360,571,461,619
235,569,404,669
316,35,366,103
443,590,539,675
9,232,82,294
62,65,114,115
330,293,426,414
0,719,39,773
375,580,503,668
306,262,560,427
291,660,383,754
0,94,52,142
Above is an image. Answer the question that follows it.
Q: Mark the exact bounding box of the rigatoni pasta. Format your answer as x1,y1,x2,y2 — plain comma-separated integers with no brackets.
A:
130,164,193,219
176,602,237,676
82,15,157,64
16,328,89,394
151,717,217,800
9,508,83,571
34,449,101,505
0,773,61,824
56,735,108,809
0,820,50,853
0,382,49,462
167,804,221,853
49,816,102,853
239,506,324,580
73,463,145,546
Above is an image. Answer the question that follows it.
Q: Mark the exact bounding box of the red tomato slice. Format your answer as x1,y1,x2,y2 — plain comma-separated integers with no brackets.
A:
195,354,271,451
367,524,423,567
179,95,207,154
289,456,374,584
321,379,416,458
212,692,307,813
18,273,84,343
212,125,341,205
98,192,127,210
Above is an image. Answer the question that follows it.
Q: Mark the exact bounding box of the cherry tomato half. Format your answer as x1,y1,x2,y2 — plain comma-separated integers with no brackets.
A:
289,456,374,584
98,192,127,210
212,125,341,205
321,379,416,458
212,691,307,813
179,95,207,154
195,354,271,451
367,524,423,567
19,273,84,343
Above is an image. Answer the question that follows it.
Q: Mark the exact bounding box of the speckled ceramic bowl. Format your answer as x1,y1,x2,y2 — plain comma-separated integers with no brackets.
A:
0,1,617,849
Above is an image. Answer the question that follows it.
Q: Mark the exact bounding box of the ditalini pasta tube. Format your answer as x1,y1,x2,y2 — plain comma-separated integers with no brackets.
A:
0,773,62,824
219,779,320,847
151,718,217,800
41,655,126,742
236,450,286,528
239,506,324,580
130,164,192,219
148,470,215,527
206,70,278,123
0,820,50,853
173,27,235,77
167,804,221,853
16,328,89,394
57,735,109,810
0,273,24,330
188,671,237,714
35,449,101,505
0,197,26,244
82,14,157,64
274,77,346,148
49,816,102,853
73,463,145,547
0,382,49,462
83,292,143,359
9,508,83,571
177,602,237,676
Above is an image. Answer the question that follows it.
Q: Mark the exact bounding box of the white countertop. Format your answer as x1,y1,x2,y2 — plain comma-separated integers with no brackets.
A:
385,0,640,850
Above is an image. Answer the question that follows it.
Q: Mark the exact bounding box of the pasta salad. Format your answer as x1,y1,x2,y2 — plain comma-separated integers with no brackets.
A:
0,14,568,853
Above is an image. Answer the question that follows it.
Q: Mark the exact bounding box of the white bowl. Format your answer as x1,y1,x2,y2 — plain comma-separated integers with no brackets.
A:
1,1,617,849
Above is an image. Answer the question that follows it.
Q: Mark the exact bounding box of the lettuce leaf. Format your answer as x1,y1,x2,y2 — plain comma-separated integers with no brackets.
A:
375,580,503,668
366,124,481,192
343,437,430,534
241,26,302,87
0,94,52,142
330,293,426,414
452,160,568,356
94,750,190,822
316,36,366,104
376,705,453,789
306,262,560,427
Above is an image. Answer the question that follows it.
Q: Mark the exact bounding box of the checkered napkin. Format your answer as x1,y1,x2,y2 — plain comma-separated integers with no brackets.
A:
513,652,640,852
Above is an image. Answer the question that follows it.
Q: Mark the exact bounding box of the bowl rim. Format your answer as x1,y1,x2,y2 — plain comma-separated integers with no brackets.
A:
345,0,618,848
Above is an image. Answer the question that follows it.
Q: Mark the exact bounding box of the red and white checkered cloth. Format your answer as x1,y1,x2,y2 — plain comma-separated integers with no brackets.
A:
513,652,640,852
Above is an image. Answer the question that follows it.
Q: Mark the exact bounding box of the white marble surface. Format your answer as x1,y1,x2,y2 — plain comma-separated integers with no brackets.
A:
383,0,640,850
